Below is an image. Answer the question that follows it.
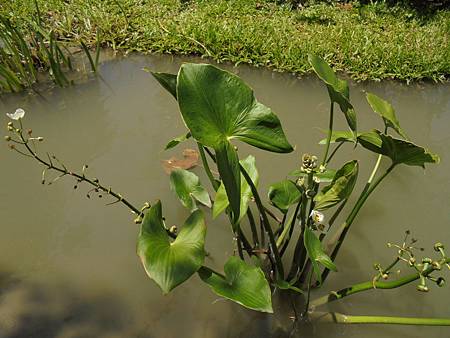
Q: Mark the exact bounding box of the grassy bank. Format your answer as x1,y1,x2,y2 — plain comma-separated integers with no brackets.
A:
2,0,450,82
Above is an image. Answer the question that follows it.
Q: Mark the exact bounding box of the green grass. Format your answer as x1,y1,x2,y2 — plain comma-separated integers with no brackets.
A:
2,0,449,82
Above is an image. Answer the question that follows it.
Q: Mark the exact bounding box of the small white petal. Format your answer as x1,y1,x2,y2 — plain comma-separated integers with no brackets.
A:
6,108,25,120
310,210,324,224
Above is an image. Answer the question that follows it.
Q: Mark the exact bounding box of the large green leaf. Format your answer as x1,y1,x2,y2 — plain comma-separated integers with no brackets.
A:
304,227,337,285
309,55,356,133
198,256,273,313
151,71,177,99
268,180,301,214
176,63,293,221
137,201,206,294
358,131,439,168
169,169,211,211
366,93,407,139
213,155,258,223
314,160,359,211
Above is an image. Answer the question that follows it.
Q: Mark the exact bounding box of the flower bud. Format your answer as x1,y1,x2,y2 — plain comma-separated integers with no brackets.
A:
434,243,444,252
37,137,44,142
7,125,14,131
422,257,432,264
4,135,11,141
301,153,318,172
417,284,429,292
169,225,177,234
432,261,442,270
436,277,445,287
7,122,13,127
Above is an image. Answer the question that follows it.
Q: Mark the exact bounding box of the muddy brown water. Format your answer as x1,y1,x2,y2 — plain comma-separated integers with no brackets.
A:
0,53,449,338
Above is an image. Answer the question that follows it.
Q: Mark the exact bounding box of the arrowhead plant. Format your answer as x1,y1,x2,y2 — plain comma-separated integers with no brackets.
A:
6,56,450,329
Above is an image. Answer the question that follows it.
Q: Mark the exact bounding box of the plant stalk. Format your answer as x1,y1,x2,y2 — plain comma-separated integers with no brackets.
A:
240,164,284,277
309,312,450,326
311,257,450,308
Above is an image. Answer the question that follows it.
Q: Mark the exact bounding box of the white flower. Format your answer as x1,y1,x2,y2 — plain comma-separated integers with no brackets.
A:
310,210,324,224
6,108,25,120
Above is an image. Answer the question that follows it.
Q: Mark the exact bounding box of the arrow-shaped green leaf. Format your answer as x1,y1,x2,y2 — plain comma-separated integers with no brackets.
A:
176,63,293,222
366,92,407,139
358,130,439,168
198,256,273,313
304,227,337,285
268,180,301,214
170,169,211,211
314,160,358,211
137,201,206,294
309,55,357,133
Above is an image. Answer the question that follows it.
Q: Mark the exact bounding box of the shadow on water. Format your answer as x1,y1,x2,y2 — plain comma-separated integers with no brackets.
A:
0,270,152,338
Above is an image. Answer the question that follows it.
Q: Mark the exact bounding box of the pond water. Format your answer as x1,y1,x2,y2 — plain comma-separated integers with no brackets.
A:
0,53,449,338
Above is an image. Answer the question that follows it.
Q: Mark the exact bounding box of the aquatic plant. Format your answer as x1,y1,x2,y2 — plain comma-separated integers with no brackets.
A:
4,56,450,328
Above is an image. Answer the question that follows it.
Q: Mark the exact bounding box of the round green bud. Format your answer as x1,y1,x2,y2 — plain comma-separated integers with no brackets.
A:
434,243,444,252
432,261,442,270
417,284,429,292
422,257,433,264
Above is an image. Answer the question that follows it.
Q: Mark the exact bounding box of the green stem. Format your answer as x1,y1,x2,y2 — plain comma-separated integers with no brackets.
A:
321,102,334,166
311,257,450,308
368,154,382,184
197,143,219,191
309,312,450,326
303,269,314,317
246,208,259,248
279,196,303,257
326,141,345,165
240,164,284,278
19,131,141,216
